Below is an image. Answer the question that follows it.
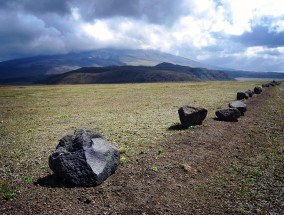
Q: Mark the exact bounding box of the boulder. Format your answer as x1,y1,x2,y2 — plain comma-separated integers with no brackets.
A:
245,90,254,97
263,81,280,87
178,106,208,127
254,86,262,94
49,129,120,186
215,108,241,121
228,101,247,115
237,92,249,100
269,82,276,87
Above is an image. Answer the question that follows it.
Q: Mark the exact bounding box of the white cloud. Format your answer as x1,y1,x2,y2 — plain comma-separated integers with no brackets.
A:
245,46,284,58
1,0,284,71
217,0,284,35
173,16,216,48
270,20,284,33
71,7,81,21
82,21,113,42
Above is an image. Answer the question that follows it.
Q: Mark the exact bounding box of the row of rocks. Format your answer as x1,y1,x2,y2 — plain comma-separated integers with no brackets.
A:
177,85,265,126
262,80,281,88
236,86,263,100
48,81,281,187
178,86,263,125
215,80,280,122
215,86,263,121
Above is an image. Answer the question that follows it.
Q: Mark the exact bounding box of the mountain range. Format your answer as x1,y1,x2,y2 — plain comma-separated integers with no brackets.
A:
0,48,283,84
41,62,232,84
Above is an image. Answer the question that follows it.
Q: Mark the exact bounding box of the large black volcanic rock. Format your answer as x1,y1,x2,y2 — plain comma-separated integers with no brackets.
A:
49,129,120,186
237,92,249,100
178,106,208,127
245,90,254,97
229,101,247,115
215,108,241,121
254,86,263,94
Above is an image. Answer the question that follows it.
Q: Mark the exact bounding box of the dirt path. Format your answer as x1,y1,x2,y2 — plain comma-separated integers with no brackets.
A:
1,84,283,214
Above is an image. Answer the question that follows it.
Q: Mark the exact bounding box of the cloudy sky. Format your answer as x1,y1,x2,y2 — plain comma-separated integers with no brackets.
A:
1,0,284,72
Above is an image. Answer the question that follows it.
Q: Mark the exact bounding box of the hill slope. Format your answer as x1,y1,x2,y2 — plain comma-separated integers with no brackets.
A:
42,62,232,84
0,49,224,82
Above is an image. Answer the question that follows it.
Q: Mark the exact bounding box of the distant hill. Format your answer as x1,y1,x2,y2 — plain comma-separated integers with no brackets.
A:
41,62,232,84
0,49,226,84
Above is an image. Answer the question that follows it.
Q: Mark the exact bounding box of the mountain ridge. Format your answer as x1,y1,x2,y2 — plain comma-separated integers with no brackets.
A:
41,62,233,84
0,49,227,81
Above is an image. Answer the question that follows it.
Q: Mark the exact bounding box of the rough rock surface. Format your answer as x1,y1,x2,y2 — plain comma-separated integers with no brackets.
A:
178,106,208,127
49,129,120,186
269,83,276,87
237,92,249,100
215,108,241,121
254,86,263,94
228,101,247,115
245,90,254,97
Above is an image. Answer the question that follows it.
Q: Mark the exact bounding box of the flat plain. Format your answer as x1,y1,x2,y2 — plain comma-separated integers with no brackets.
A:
1,81,283,214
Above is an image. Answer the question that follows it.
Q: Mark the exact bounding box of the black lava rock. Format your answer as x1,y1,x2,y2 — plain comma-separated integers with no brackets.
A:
215,108,241,121
49,129,120,186
178,106,208,127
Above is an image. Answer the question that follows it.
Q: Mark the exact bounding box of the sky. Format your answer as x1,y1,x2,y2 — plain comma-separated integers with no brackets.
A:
1,0,284,72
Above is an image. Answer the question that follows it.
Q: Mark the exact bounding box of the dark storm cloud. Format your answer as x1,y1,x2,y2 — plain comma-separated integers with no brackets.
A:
0,0,70,15
0,0,190,61
24,0,70,15
1,0,188,25
77,0,188,25
78,0,140,19
0,9,64,60
233,25,284,48
139,0,187,25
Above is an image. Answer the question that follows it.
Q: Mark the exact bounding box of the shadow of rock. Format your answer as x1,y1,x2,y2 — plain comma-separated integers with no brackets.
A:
213,117,239,122
34,174,74,188
168,123,188,131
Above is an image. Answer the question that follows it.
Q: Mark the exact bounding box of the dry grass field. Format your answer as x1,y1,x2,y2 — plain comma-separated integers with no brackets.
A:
1,81,283,214
0,81,258,169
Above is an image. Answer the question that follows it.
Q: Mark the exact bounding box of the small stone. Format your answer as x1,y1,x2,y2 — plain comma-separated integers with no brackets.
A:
215,108,241,121
178,105,208,127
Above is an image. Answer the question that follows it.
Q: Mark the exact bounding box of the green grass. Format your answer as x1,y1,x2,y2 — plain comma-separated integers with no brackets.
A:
0,179,17,200
0,81,261,188
150,164,158,172
119,156,129,165
23,176,34,184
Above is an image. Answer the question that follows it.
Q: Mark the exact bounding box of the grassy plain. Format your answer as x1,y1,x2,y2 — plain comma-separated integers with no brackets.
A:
0,81,262,201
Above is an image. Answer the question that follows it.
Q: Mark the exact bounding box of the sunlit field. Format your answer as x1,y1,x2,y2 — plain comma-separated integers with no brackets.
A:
0,81,261,190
